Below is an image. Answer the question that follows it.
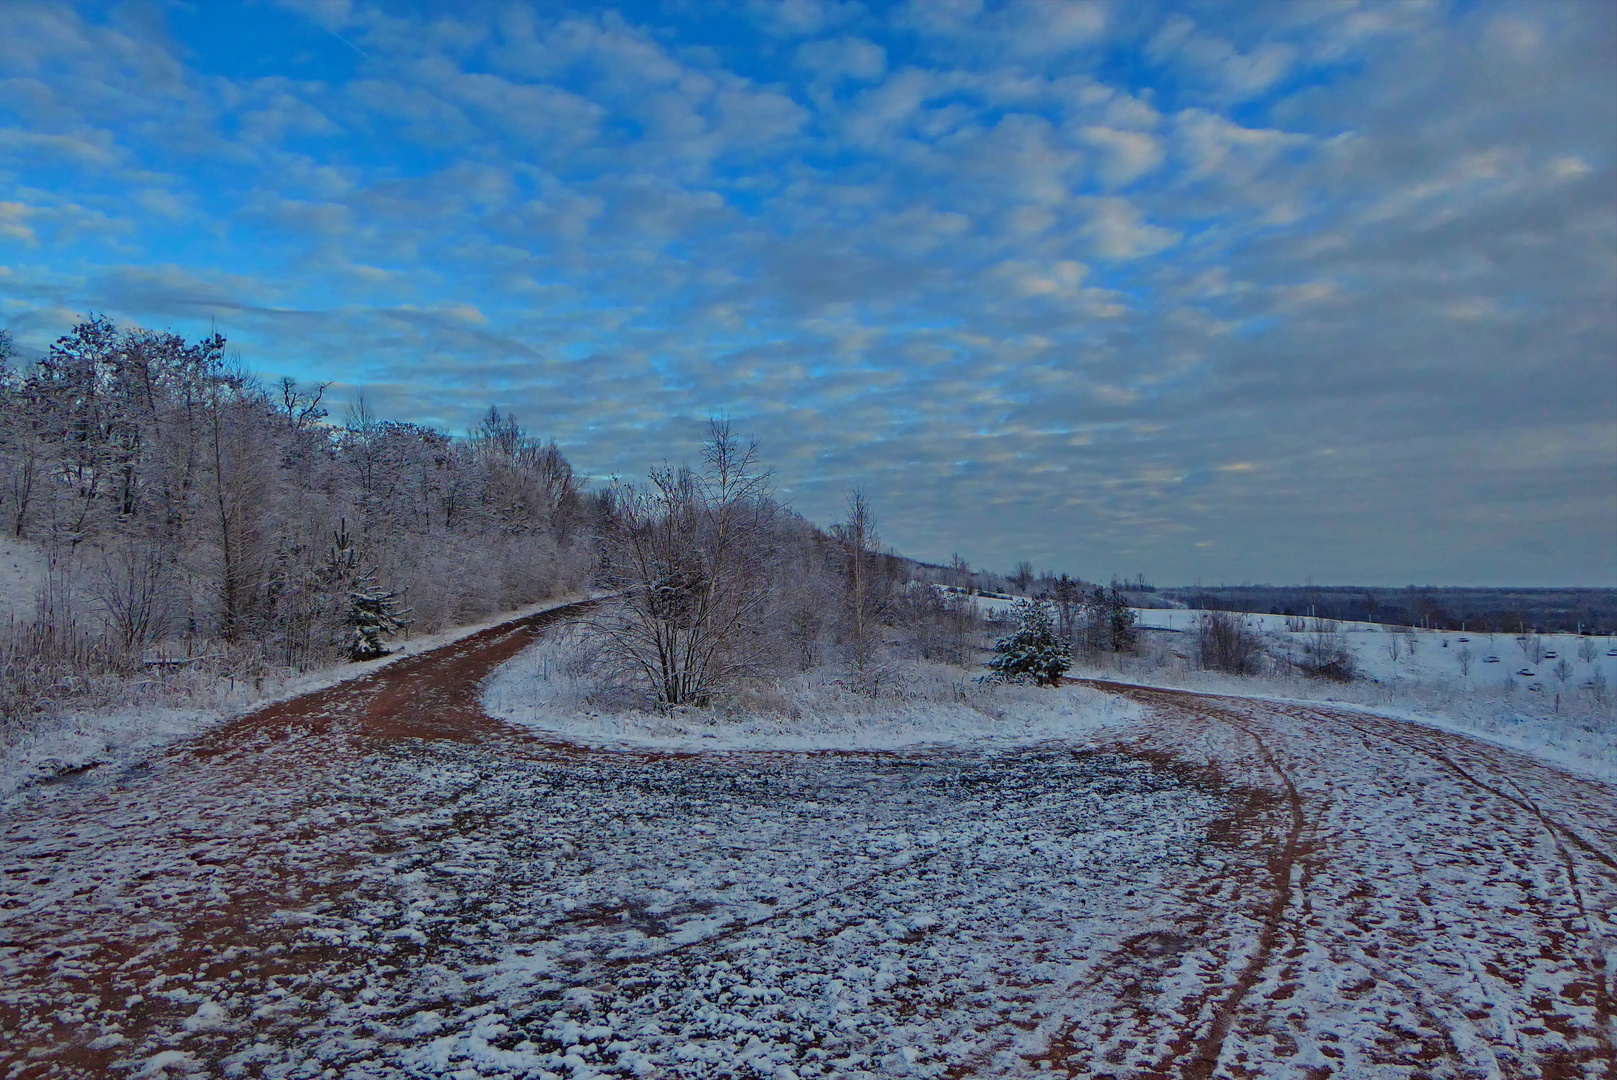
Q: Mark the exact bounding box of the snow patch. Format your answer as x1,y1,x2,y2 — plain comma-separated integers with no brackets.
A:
0,534,47,625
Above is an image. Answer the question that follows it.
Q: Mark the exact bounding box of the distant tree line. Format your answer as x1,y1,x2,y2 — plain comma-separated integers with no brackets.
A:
1158,585,1614,635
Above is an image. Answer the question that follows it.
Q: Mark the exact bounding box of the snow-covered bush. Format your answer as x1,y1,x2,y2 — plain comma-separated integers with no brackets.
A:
984,599,1069,687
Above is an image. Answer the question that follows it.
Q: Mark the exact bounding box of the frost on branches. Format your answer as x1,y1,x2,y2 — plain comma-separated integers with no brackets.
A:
985,598,1070,687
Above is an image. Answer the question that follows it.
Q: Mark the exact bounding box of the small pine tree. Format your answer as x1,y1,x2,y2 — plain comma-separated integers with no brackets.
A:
347,568,411,661
985,598,1070,687
1107,588,1138,653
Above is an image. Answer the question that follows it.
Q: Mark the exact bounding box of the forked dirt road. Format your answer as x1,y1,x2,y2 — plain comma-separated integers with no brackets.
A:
1,605,1613,1079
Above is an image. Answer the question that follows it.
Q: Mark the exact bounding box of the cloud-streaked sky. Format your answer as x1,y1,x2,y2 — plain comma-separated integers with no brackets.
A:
2,0,1613,585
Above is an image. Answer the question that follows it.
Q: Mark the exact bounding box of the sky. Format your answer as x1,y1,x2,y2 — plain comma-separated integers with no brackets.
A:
1,0,1613,587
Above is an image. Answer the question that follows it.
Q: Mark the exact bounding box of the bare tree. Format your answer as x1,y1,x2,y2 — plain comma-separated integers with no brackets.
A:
92,537,171,659
1552,658,1573,687
1457,645,1473,678
204,371,275,644
1301,617,1354,680
1577,637,1597,664
950,552,972,594
1516,633,1545,665
833,488,881,685
591,420,774,707
1050,573,1081,647
1011,560,1035,594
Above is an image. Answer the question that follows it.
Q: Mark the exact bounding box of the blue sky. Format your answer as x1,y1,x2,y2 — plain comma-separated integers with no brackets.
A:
2,0,1613,585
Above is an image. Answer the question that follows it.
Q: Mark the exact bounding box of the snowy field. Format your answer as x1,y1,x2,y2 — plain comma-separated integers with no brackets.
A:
1111,612,1617,783
965,593,1617,782
0,533,47,626
1128,607,1617,692
4,608,1614,1078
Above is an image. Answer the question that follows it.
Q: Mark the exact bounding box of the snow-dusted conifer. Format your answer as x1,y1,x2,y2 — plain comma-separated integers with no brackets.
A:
347,568,411,661
323,521,410,660
985,598,1069,686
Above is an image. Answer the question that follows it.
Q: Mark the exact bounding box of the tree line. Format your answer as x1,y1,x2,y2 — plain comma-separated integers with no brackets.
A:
1,317,1142,721
0,317,592,716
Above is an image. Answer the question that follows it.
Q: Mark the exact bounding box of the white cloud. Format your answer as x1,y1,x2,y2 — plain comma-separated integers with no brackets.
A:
1079,126,1164,188
1081,197,1178,259
1173,109,1307,184
795,36,887,84
0,202,39,247
1147,14,1295,102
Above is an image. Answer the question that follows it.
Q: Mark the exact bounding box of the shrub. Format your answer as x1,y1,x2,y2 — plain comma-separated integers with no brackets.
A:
984,599,1069,687
1196,610,1264,675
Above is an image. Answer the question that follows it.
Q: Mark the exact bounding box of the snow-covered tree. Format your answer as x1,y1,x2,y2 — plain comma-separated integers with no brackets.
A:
984,598,1069,687
320,520,410,660
347,568,411,661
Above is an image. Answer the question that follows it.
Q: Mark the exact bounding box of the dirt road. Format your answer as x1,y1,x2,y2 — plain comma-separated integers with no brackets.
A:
1062,682,1617,1080
1,608,1612,1078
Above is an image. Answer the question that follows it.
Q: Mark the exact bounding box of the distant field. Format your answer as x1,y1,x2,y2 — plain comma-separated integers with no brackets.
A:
1151,585,1616,634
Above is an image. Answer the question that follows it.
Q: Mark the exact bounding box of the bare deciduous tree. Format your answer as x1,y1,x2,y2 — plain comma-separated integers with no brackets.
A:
1552,659,1573,687
1301,617,1354,680
1050,573,1082,647
92,537,171,658
591,421,774,707
833,488,881,686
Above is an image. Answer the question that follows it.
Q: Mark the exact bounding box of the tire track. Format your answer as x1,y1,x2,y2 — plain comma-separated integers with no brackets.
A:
1174,711,1307,1080
1305,705,1617,1066
1071,679,1615,1079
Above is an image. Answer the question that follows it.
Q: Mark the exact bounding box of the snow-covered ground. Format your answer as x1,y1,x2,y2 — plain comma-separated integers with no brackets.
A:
4,613,1613,1078
0,533,47,626
964,591,1616,782
482,628,1139,753
0,592,592,799
1099,612,1617,784
1129,607,1617,692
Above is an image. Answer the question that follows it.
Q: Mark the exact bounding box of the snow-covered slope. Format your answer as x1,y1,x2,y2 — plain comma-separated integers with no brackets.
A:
0,534,46,625
1131,607,1617,692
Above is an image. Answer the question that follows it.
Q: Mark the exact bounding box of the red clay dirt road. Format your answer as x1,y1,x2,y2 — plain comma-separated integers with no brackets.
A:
0,605,1613,1079
0,600,597,1077
1057,680,1617,1080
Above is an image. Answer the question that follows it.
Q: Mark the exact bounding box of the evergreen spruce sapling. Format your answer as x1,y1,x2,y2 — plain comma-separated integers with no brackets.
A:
347,568,411,660
323,520,411,660
984,598,1070,686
